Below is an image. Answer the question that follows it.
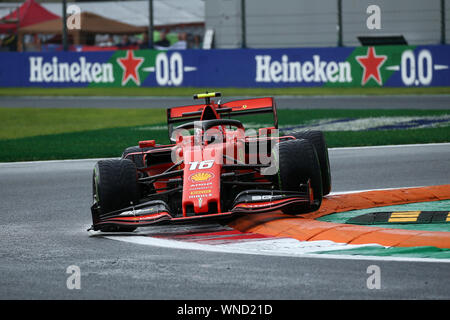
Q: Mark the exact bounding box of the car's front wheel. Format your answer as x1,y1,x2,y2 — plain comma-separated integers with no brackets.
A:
290,130,331,195
92,159,139,232
274,138,323,214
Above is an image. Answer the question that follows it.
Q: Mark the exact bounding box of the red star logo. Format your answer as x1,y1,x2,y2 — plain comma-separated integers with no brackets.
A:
117,50,144,86
356,47,387,86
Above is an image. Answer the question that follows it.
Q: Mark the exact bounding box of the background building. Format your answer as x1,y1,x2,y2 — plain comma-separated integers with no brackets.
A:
206,0,450,48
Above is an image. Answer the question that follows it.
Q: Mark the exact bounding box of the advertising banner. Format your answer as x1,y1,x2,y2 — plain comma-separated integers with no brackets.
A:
0,45,449,88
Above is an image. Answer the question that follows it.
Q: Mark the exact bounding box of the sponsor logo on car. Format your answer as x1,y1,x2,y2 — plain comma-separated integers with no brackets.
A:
189,172,214,182
190,189,212,195
118,208,154,216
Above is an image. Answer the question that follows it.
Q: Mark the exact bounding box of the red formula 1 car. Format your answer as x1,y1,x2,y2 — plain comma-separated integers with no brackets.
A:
90,92,331,232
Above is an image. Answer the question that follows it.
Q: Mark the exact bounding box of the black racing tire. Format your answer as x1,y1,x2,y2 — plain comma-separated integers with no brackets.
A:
121,146,153,168
275,138,323,215
92,159,139,232
290,130,331,195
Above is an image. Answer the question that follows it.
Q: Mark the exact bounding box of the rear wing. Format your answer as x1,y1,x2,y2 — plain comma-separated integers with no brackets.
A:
167,97,278,138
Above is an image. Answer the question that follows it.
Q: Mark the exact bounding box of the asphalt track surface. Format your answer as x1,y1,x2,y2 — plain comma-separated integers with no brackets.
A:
1,143,450,299
1,94,450,109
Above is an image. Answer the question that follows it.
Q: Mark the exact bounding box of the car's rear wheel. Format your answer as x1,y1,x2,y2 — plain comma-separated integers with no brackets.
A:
92,159,139,232
289,130,331,195
275,139,323,214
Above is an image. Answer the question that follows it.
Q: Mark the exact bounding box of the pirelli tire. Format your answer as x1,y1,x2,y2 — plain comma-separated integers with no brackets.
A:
92,159,139,232
121,146,154,168
290,130,331,196
275,138,323,215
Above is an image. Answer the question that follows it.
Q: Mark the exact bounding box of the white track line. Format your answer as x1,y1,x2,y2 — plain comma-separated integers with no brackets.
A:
101,234,450,263
328,185,427,196
0,157,116,166
328,142,450,151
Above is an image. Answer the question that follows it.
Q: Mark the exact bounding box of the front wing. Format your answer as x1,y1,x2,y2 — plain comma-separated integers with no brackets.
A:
89,189,313,231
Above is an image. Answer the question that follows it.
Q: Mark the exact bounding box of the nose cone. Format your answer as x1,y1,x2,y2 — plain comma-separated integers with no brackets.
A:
181,145,223,216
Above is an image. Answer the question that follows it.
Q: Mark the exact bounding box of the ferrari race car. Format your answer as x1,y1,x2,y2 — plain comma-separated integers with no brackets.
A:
90,92,331,232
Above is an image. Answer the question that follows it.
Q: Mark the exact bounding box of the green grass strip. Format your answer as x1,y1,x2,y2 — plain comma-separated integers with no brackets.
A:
0,108,448,162
2,107,447,140
1,86,450,97
0,108,165,140
277,108,450,121
1,125,449,162
314,246,450,259
0,125,169,162
323,127,450,148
